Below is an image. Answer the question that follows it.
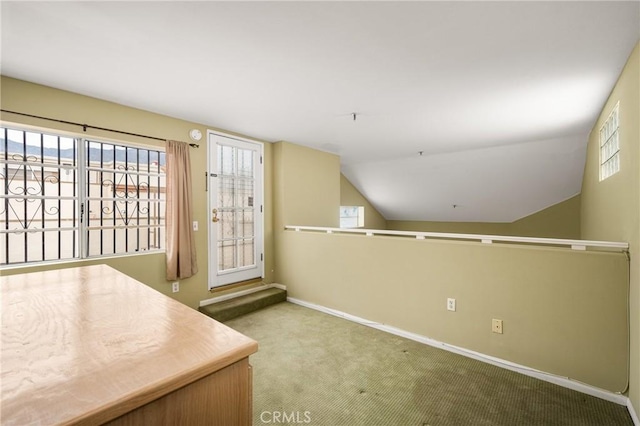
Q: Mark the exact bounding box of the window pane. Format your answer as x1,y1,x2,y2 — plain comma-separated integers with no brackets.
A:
0,126,166,265
239,210,254,238
340,205,365,228
599,103,620,181
220,211,236,239
215,143,258,273
237,179,254,207
218,240,236,271
85,139,165,257
238,149,253,178
239,239,254,268
0,127,79,265
219,177,236,207
340,217,359,228
219,145,235,176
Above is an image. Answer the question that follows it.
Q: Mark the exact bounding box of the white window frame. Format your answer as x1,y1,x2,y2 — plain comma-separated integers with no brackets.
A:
340,206,365,229
0,124,166,266
599,102,620,181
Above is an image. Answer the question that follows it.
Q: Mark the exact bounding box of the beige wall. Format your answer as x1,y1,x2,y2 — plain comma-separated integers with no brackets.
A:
581,43,639,411
0,76,274,309
340,174,387,230
388,195,581,239
272,141,340,282
273,141,340,230
279,231,628,392
510,195,581,238
270,140,628,393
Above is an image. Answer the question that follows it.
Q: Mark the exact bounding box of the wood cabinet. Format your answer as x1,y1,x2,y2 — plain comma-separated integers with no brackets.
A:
1,265,258,425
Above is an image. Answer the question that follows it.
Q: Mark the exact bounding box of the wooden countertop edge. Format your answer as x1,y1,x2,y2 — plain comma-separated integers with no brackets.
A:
71,339,259,426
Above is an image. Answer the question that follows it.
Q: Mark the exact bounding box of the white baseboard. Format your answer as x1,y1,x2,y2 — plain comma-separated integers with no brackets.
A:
199,283,287,307
628,398,639,425
287,296,629,407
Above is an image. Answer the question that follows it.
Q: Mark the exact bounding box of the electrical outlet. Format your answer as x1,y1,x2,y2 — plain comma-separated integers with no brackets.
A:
447,298,456,312
492,319,503,334
172,282,179,293
192,221,198,231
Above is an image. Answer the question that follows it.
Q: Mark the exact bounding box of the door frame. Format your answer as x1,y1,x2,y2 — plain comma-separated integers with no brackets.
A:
207,129,264,290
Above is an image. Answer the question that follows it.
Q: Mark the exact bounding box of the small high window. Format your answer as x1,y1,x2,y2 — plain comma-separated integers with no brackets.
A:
599,102,620,181
340,206,364,228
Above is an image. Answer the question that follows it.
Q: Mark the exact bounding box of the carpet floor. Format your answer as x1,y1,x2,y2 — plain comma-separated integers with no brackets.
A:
225,302,633,426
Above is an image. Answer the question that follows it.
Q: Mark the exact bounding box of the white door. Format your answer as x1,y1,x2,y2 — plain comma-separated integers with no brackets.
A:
208,132,263,289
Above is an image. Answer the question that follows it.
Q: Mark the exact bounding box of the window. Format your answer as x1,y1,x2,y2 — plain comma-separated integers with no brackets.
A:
599,102,620,181
0,126,166,265
340,206,364,228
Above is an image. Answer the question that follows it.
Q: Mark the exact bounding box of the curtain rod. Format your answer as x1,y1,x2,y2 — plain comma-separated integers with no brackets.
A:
0,109,200,148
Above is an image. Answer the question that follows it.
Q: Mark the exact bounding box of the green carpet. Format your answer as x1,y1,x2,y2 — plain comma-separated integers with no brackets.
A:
225,302,633,426
200,288,287,322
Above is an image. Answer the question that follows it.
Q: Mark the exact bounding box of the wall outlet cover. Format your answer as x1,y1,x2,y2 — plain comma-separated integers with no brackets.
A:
447,298,456,312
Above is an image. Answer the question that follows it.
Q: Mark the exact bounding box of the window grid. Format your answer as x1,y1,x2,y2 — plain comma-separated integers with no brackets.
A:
85,140,166,258
0,126,165,265
0,128,79,264
599,102,620,181
216,145,256,273
340,206,365,228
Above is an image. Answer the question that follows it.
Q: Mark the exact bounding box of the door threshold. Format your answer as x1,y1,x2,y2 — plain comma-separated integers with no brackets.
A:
209,277,263,293
200,283,286,308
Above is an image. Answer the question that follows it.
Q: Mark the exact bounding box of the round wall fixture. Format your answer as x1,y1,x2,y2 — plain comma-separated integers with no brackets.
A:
189,129,202,141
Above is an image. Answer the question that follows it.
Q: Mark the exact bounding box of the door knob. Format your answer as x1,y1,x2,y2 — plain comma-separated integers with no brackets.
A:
212,208,219,223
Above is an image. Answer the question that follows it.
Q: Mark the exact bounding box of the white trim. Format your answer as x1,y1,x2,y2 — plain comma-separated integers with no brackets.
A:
206,129,267,146
207,131,265,289
199,283,286,307
285,226,629,251
287,297,629,406
0,249,164,272
629,398,640,426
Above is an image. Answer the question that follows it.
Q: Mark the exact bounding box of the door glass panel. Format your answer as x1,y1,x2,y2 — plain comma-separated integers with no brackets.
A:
216,144,256,274
238,149,253,178
220,211,236,239
238,210,254,238
218,240,236,271
219,145,235,176
237,179,253,207
239,239,254,267
219,177,235,207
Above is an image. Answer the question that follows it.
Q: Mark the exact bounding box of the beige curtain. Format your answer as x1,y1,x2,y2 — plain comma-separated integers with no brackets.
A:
165,140,198,280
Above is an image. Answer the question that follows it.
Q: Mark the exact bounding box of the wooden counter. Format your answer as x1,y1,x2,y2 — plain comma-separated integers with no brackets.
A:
1,265,258,425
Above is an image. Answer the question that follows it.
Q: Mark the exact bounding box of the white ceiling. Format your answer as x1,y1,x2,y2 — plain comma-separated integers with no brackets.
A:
1,1,638,222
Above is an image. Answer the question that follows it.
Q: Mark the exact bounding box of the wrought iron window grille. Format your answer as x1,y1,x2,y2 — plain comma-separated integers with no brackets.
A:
1,126,166,265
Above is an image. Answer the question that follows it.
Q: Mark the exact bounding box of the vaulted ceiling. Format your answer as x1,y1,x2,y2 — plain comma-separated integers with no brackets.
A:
2,1,638,222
